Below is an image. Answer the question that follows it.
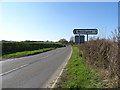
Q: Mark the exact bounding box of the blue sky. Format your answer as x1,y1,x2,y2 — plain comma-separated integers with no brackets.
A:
1,2,118,41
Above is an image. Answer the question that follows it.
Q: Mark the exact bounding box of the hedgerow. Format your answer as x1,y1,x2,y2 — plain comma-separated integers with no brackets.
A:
2,42,63,55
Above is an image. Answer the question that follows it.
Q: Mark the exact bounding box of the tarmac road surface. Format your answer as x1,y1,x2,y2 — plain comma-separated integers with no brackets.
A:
1,46,72,88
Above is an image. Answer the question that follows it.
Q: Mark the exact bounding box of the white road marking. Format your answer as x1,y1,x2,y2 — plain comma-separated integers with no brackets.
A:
0,64,28,76
51,47,73,88
0,54,53,76
1,58,17,62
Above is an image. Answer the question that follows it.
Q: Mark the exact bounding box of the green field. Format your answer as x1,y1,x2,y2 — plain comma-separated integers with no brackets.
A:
55,46,104,88
2,42,63,58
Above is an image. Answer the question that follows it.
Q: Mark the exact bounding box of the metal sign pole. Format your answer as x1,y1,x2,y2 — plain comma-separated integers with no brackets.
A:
78,34,80,57
87,34,88,41
73,28,98,56
79,34,80,44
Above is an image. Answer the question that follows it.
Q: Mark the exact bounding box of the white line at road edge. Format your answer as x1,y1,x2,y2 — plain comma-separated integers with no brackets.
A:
51,46,73,88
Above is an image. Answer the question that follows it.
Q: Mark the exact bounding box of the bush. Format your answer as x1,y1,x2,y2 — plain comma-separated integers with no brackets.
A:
79,38,118,88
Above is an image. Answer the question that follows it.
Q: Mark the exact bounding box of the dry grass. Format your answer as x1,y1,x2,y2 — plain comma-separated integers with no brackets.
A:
79,36,119,88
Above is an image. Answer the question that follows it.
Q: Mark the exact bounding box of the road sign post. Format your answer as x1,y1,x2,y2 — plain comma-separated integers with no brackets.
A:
73,29,98,42
87,34,88,41
78,34,80,57
78,34,80,44
73,28,98,84
73,29,98,57
73,29,98,35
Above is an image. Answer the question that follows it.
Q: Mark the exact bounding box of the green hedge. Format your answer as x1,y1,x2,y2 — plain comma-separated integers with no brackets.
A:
2,42,63,55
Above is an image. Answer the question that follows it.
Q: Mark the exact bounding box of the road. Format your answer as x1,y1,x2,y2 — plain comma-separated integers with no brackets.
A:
1,46,72,88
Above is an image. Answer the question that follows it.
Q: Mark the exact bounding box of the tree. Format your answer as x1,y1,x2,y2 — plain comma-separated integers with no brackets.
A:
58,38,68,45
69,36,74,45
69,40,74,45
70,36,74,42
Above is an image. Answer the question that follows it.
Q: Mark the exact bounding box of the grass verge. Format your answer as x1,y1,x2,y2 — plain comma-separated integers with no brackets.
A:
2,48,55,59
55,46,103,88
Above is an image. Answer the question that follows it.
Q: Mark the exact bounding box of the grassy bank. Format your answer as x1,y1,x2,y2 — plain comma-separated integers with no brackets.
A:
2,48,55,59
55,46,103,88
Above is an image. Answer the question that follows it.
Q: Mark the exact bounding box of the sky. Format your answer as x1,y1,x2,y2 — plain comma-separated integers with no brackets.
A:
0,2,118,41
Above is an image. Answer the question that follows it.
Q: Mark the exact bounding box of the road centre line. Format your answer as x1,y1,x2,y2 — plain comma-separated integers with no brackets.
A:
0,54,53,76
0,64,28,76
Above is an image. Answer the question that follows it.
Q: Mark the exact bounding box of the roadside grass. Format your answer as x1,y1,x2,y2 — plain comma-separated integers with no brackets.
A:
55,46,103,88
2,48,55,59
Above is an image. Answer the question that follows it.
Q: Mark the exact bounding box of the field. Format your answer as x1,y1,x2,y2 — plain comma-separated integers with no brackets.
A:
2,42,63,58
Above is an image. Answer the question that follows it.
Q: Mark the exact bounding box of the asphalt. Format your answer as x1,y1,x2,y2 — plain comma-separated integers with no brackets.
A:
1,46,72,88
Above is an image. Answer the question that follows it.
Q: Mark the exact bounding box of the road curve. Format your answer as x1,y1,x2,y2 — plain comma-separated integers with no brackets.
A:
1,46,72,88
